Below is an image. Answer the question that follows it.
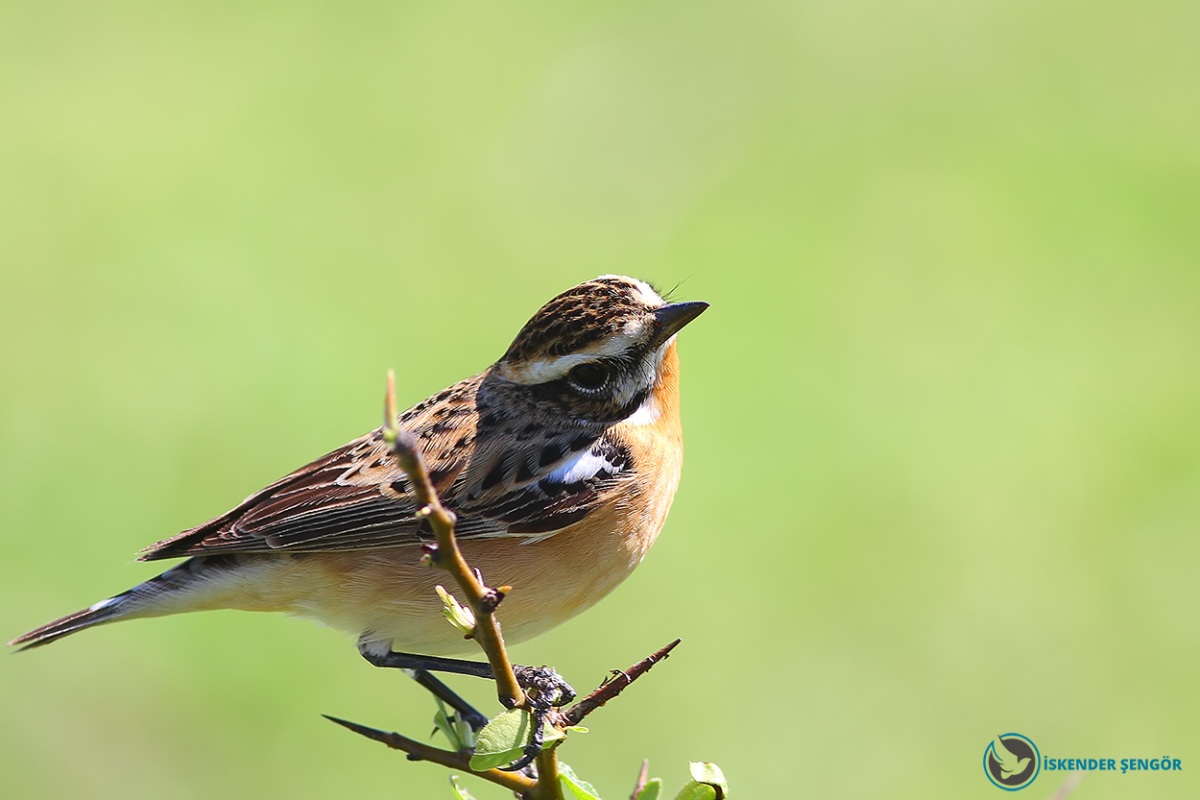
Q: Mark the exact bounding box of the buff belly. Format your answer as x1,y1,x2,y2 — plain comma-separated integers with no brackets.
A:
195,493,672,655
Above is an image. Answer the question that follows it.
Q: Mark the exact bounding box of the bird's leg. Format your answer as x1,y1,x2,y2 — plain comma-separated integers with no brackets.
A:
409,668,490,733
358,642,492,730
358,639,576,757
358,645,494,678
358,640,576,705
358,642,579,775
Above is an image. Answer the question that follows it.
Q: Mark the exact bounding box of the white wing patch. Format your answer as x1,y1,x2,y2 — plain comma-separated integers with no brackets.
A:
505,432,634,545
547,449,612,484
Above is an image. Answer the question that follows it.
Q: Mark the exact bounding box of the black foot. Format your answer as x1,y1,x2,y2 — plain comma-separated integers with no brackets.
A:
491,666,575,773
496,717,546,773
494,668,575,773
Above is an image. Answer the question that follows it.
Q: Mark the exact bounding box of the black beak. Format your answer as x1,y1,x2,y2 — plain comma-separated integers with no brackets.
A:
650,301,709,347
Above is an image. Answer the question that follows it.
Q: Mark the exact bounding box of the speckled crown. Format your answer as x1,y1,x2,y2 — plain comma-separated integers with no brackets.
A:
501,276,665,363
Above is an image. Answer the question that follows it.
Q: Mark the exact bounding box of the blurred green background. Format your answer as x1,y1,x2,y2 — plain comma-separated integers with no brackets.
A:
2,1,1197,798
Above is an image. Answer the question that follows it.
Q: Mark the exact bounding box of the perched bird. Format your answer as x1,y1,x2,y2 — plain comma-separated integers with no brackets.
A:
11,275,707,671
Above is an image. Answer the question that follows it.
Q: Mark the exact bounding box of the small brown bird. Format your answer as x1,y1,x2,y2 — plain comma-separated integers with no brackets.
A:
11,275,707,669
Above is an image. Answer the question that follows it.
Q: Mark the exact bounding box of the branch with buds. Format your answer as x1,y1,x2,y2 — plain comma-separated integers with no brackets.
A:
323,372,713,800
382,369,526,712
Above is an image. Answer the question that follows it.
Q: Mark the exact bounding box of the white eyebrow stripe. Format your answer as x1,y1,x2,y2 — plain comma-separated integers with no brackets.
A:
511,351,609,384
505,327,642,384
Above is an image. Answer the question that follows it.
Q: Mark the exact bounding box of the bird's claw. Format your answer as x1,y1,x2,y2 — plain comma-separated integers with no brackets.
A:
496,740,543,773
491,664,573,774
513,664,576,708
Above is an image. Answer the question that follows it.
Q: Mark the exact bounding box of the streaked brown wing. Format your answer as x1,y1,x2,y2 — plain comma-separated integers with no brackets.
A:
137,430,430,559
139,398,631,560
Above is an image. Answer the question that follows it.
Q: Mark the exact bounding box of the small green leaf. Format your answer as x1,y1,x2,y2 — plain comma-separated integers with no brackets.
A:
468,709,565,771
673,784,717,800
449,776,480,800
436,584,476,635
558,761,602,799
635,777,664,800
432,700,475,751
433,704,455,742
688,762,728,795
469,709,531,770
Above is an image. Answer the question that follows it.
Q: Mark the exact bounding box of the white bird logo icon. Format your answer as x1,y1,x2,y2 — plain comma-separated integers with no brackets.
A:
990,735,1032,780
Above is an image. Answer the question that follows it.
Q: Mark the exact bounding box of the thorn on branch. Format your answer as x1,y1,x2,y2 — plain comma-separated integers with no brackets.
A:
323,714,443,763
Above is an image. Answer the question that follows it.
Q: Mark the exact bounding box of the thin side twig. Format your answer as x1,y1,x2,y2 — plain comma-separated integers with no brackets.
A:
562,639,682,727
323,715,535,795
383,370,526,711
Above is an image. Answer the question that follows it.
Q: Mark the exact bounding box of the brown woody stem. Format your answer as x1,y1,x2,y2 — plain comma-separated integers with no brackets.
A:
383,370,527,711
531,746,562,800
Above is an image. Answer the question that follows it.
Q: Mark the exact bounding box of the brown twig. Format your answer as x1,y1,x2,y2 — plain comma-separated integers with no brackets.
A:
383,370,526,711
533,746,562,799
562,639,682,727
383,371,565,797
323,715,535,795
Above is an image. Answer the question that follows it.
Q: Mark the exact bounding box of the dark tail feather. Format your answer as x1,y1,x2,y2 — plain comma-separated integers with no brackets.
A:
9,592,134,651
9,559,239,652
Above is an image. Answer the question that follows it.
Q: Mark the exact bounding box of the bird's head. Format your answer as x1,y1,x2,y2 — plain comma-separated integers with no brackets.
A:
492,275,708,425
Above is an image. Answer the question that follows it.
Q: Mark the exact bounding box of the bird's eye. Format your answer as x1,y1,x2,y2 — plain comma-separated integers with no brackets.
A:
567,362,610,392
